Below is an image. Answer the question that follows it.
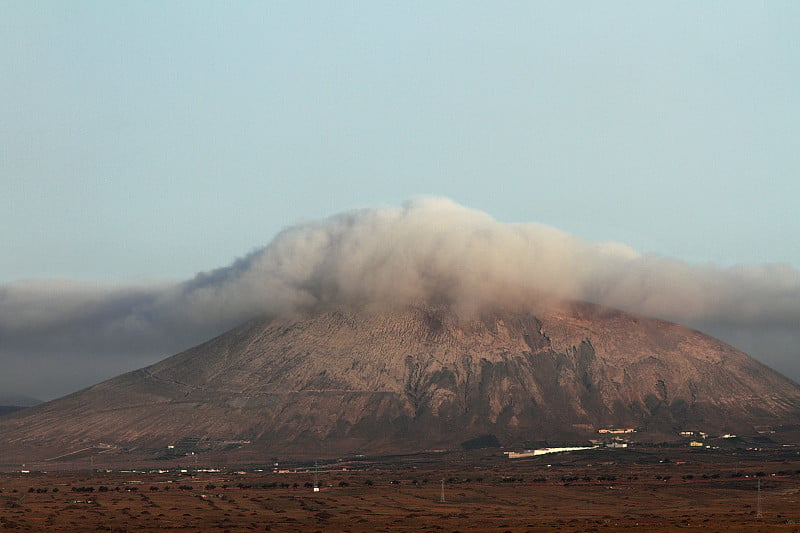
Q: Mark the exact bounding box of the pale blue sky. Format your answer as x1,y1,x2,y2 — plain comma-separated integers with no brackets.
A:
2,1,799,283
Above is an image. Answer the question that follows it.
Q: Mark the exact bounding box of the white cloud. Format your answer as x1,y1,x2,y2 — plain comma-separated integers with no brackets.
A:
2,197,798,398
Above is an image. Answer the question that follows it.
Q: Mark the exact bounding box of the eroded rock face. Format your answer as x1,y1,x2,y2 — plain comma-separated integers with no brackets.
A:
2,302,799,458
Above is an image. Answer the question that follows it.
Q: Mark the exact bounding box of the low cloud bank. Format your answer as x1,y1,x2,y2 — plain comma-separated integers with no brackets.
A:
2,198,799,398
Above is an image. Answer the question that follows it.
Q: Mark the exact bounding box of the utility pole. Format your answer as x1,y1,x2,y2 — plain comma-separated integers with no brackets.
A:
756,479,762,519
440,478,446,503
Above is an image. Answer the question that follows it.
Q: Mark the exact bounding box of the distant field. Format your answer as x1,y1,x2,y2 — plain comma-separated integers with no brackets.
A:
1,447,799,531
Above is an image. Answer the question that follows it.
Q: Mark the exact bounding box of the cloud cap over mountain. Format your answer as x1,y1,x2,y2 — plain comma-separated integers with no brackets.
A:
2,198,799,398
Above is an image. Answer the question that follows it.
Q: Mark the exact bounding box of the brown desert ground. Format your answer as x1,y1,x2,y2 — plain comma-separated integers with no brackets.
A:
2,446,800,532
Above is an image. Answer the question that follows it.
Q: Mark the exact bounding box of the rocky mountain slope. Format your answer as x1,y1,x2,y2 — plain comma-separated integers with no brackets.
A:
1,302,798,461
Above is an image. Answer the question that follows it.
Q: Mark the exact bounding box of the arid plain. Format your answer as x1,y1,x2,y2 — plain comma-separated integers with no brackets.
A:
3,446,800,532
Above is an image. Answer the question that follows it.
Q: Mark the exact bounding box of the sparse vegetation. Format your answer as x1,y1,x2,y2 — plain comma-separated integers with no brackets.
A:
1,446,799,531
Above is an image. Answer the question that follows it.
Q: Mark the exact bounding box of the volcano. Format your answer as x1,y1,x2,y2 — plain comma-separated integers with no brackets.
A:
2,302,799,462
